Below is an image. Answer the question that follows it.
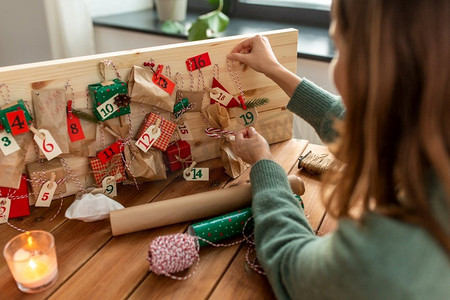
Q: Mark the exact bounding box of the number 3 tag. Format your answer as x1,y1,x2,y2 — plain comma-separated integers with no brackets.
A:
0,131,20,156
135,125,161,153
183,167,209,181
102,176,117,197
33,129,63,161
0,198,11,224
35,181,58,207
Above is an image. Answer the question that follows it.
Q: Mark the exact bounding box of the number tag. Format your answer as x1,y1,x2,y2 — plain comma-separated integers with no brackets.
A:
6,110,29,135
0,198,11,224
152,73,175,95
183,168,209,181
230,107,258,127
102,176,117,197
67,113,85,142
97,141,123,164
210,87,234,107
35,181,57,207
177,123,193,141
186,52,212,71
96,95,120,121
33,129,63,161
135,125,161,153
0,131,20,156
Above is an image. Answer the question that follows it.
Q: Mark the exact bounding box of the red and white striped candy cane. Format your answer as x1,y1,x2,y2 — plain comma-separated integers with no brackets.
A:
204,127,235,139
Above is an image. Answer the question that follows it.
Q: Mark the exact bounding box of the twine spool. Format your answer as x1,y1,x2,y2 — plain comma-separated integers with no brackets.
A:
297,151,340,174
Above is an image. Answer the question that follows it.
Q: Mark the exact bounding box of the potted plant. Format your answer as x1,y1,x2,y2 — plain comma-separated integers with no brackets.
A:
159,0,230,41
155,0,188,22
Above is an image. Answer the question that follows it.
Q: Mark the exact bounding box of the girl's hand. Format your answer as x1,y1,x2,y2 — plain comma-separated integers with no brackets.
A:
232,127,272,165
228,35,281,77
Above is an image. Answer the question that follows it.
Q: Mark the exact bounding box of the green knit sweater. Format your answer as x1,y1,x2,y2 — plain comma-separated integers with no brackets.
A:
250,79,450,299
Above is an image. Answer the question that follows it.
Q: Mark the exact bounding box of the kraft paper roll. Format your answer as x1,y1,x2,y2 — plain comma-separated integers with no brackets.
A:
110,175,305,236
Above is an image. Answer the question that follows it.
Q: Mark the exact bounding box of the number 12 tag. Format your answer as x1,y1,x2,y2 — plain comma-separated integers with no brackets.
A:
102,176,117,197
33,129,63,161
0,198,11,224
35,181,57,207
0,131,20,156
183,168,209,181
135,125,161,153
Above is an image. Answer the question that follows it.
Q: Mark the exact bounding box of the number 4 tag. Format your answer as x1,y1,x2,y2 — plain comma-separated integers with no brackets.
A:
0,131,20,156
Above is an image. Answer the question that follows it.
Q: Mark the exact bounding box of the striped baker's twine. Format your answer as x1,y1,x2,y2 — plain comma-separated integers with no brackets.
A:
204,127,235,139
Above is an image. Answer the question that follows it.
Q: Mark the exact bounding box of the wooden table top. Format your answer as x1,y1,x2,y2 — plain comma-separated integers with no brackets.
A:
0,139,336,300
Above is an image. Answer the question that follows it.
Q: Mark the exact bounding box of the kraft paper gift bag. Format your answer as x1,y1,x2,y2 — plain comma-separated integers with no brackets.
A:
68,108,97,157
0,133,32,189
128,66,175,112
220,138,249,179
32,89,70,154
201,103,230,129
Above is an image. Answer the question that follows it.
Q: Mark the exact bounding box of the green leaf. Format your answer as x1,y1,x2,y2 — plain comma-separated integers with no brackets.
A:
198,11,229,33
208,0,220,9
188,20,209,41
161,21,185,35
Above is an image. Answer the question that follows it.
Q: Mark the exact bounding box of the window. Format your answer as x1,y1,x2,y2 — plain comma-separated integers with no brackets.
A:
239,0,331,11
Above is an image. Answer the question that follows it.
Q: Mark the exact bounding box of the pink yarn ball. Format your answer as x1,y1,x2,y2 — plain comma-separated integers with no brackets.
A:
148,233,199,276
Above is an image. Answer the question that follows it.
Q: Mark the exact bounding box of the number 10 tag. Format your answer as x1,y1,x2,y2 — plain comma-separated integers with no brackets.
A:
33,129,63,161
0,131,20,156
35,181,58,207
102,176,117,197
0,198,11,224
96,95,119,121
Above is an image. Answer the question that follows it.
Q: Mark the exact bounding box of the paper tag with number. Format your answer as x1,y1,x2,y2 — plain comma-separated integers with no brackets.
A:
135,125,161,153
0,198,11,224
33,129,63,161
183,168,209,181
6,110,30,135
35,181,57,207
102,176,117,197
96,95,120,121
186,52,212,71
152,74,175,95
97,141,123,164
210,87,234,107
230,107,258,127
67,104,85,142
177,123,193,141
0,131,20,156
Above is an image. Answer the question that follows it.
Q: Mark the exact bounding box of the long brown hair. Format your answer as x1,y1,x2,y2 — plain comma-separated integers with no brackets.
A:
326,0,450,253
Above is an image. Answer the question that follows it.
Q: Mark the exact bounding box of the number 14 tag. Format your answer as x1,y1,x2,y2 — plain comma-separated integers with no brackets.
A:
183,167,209,181
0,131,20,156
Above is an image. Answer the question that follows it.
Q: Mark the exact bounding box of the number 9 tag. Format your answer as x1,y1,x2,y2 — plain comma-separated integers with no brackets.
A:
35,180,58,207
33,128,63,161
0,130,20,156
230,107,258,127
102,176,117,197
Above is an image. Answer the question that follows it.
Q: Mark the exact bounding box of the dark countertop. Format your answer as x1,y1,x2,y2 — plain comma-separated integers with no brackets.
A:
93,9,334,62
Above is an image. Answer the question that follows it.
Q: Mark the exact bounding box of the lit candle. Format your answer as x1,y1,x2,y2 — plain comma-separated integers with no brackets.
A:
3,231,58,293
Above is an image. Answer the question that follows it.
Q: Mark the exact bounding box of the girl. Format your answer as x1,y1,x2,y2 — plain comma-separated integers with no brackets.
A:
229,0,450,299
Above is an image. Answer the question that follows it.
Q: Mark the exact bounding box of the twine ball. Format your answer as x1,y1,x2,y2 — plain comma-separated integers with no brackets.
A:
147,233,199,276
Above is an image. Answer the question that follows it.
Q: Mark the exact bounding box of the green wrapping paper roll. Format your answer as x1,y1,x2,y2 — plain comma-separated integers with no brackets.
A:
188,207,254,247
188,195,304,247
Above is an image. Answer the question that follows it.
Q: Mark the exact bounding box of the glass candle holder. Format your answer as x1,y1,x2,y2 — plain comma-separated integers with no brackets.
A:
3,230,58,293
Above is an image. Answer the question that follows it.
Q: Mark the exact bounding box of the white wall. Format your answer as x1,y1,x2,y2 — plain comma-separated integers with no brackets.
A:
0,0,52,67
87,0,153,18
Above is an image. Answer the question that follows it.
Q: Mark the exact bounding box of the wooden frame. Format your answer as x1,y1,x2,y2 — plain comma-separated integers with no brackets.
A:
0,28,298,198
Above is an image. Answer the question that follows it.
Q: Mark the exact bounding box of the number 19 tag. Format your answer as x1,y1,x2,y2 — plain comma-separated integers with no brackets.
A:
102,176,117,197
230,107,258,127
0,131,20,156
35,181,57,207
33,129,63,161
183,167,209,181
0,198,11,224
135,125,161,153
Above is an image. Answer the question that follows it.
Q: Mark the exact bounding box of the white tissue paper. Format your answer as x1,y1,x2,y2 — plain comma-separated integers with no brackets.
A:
65,193,124,222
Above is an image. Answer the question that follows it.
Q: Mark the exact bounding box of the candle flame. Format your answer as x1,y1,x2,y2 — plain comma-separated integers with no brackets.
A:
28,258,37,270
27,236,33,247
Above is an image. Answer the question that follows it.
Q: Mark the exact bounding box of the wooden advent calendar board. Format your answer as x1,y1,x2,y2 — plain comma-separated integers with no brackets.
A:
0,28,298,200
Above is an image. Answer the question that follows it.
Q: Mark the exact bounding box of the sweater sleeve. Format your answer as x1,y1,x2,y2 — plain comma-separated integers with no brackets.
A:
286,78,345,143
